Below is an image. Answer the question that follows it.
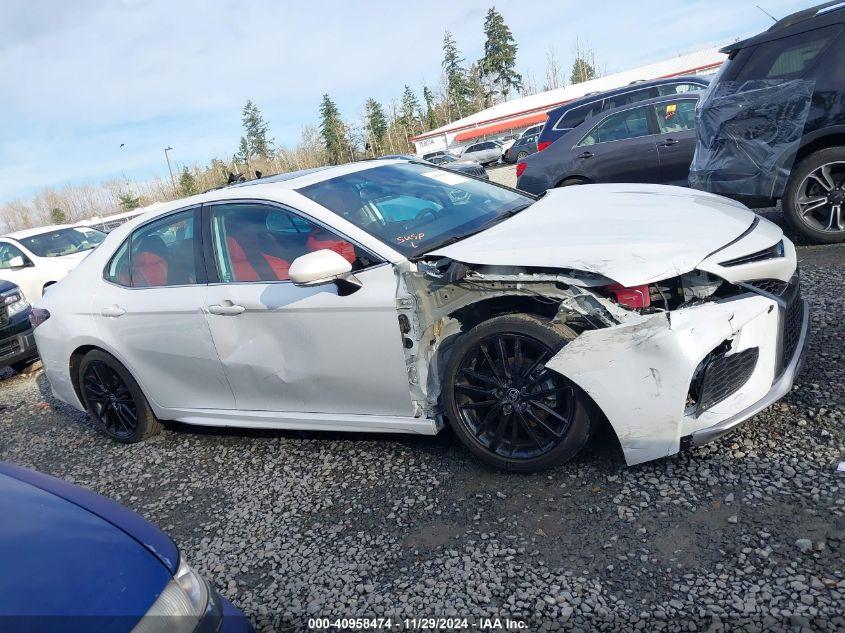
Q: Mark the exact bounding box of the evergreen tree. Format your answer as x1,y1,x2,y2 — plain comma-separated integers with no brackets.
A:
570,38,598,84
319,94,347,164
399,85,421,134
478,7,522,103
241,100,273,159
118,192,140,211
422,86,438,130
177,167,198,197
364,98,388,154
235,137,250,164
442,30,473,119
50,208,66,224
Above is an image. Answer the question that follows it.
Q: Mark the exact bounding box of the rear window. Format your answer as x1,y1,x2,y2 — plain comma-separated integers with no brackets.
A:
603,87,659,110
555,101,602,130
732,25,842,80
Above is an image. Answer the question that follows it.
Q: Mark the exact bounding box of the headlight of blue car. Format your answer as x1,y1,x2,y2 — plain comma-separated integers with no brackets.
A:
3,291,30,317
132,558,209,633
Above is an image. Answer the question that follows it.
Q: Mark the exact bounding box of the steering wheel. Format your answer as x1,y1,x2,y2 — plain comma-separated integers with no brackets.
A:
414,207,439,223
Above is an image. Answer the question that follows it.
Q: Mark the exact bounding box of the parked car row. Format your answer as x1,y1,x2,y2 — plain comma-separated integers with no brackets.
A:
517,2,845,244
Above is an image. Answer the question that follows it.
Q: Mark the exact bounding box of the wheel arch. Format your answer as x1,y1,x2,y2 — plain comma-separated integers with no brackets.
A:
554,175,592,187
68,344,159,415
795,130,845,166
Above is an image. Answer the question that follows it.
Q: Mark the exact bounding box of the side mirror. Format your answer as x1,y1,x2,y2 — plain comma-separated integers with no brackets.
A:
8,256,25,269
289,249,353,286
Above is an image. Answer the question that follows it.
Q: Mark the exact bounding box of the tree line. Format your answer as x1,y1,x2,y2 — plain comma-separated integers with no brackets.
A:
0,7,599,232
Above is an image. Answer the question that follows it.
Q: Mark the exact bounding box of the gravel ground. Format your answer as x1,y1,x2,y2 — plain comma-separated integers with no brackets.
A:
0,234,843,632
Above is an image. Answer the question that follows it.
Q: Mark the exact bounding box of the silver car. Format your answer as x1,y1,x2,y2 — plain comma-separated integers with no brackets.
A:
460,140,503,166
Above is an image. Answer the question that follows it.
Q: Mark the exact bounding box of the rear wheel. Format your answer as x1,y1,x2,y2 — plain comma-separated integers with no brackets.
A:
78,350,161,443
783,147,845,243
442,314,593,472
516,150,529,161
556,177,589,187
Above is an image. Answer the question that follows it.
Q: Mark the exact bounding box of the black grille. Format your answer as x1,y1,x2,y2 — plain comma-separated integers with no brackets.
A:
0,337,20,359
780,281,803,372
0,306,8,328
746,278,788,296
689,345,759,413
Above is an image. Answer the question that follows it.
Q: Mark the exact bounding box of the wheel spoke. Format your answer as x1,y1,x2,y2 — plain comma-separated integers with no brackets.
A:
478,343,504,382
523,368,553,390
496,337,511,380
799,196,829,215
520,350,549,380
809,165,835,191
476,402,503,436
513,336,523,375
516,408,545,450
528,385,571,399
524,406,565,439
458,399,498,410
455,383,495,397
459,368,502,388
826,204,843,231
489,410,511,453
528,398,571,425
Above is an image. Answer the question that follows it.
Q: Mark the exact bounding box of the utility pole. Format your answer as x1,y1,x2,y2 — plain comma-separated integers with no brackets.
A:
164,146,175,190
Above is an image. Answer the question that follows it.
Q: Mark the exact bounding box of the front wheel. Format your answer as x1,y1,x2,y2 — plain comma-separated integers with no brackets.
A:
783,147,845,243
516,151,528,161
78,350,161,443
442,314,593,472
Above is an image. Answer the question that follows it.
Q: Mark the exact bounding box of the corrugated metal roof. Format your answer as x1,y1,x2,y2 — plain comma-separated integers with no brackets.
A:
412,47,726,142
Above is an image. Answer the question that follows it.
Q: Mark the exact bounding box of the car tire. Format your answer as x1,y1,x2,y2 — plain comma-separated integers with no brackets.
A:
556,177,589,187
783,147,845,244
442,314,593,472
78,349,161,443
516,151,528,161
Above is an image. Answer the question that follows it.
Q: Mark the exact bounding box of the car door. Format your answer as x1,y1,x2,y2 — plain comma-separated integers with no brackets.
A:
95,207,235,410
0,241,41,302
573,105,661,183
201,200,414,417
463,143,481,159
652,98,699,186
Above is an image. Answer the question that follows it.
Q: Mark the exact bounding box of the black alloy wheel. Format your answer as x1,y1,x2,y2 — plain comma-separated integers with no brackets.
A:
79,349,161,443
443,314,592,471
82,361,138,439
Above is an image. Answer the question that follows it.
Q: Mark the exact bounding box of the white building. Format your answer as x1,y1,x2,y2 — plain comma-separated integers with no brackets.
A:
411,47,726,156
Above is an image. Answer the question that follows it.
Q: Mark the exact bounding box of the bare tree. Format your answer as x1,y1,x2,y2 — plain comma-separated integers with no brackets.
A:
544,47,563,91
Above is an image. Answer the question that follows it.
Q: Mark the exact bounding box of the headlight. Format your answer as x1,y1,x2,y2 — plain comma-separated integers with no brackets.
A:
3,292,30,317
131,558,209,633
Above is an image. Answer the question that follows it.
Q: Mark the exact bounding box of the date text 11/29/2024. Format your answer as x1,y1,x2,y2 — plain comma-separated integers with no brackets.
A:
307,617,528,630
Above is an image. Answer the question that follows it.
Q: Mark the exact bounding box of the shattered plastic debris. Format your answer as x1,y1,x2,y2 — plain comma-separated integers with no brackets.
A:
837,461,845,473
689,79,815,199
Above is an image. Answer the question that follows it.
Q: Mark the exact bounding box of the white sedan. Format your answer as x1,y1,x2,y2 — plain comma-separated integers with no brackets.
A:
33,160,808,471
0,225,106,301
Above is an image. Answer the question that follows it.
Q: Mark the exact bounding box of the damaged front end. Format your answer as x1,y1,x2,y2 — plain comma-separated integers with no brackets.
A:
397,247,809,466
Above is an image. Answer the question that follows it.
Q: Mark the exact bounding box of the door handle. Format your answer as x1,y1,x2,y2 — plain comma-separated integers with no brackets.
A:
660,138,679,147
208,302,246,316
100,305,125,318
577,151,594,159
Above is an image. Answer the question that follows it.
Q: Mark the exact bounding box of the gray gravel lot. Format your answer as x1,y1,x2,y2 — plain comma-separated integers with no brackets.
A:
0,213,843,631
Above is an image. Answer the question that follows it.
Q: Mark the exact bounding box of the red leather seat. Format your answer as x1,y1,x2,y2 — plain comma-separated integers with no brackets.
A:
132,235,169,287
226,236,260,282
307,231,356,264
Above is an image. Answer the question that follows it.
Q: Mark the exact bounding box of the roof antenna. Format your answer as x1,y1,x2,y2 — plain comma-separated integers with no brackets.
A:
756,4,778,22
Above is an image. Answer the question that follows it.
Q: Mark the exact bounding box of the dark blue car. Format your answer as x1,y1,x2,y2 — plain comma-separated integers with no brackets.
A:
535,76,709,153
0,280,38,372
0,461,252,633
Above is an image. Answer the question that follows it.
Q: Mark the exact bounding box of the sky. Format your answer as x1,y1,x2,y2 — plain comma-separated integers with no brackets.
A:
0,0,811,205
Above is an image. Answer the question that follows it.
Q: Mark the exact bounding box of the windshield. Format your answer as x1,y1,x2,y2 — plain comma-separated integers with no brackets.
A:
297,163,532,256
429,155,457,164
18,227,106,257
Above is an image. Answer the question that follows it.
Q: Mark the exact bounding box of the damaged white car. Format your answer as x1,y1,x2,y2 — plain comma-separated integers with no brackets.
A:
33,159,809,471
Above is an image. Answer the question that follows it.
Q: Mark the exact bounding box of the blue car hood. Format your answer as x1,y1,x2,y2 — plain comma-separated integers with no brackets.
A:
0,467,173,623
0,279,20,294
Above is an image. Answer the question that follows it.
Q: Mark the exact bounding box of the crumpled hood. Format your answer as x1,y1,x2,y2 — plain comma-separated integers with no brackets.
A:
428,184,759,286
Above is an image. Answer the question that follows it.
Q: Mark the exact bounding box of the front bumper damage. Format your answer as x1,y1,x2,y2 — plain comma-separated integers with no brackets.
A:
547,279,809,465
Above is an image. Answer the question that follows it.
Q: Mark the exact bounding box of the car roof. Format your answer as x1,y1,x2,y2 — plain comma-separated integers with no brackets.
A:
2,223,78,240
546,75,709,118
722,1,845,53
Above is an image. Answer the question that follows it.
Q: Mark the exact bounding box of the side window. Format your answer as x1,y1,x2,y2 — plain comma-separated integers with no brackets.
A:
104,239,130,286
604,87,660,110
733,25,841,80
557,102,602,129
466,144,479,153
0,242,27,269
129,210,196,288
210,203,372,283
653,100,697,133
658,82,706,96
579,106,650,146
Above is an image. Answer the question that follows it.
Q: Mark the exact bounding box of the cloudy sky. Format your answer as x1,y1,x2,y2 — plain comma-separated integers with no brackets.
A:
0,0,809,204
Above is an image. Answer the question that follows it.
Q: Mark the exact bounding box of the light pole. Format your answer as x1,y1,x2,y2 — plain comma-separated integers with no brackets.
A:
164,146,175,190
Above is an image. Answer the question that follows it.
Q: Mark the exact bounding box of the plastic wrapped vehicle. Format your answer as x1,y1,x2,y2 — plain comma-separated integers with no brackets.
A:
690,2,845,243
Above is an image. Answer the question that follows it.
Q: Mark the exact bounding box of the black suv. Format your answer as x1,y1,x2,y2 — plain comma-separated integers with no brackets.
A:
691,2,845,243
0,280,37,373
